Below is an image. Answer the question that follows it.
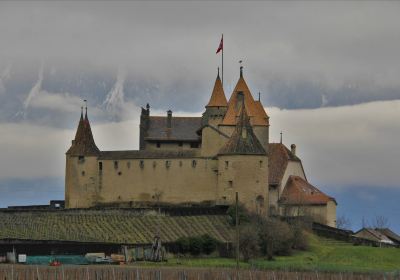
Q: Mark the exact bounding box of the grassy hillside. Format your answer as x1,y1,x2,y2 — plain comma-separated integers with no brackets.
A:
147,233,400,273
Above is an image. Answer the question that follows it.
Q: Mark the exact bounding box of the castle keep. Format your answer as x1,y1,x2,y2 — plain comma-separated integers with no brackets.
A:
65,68,337,226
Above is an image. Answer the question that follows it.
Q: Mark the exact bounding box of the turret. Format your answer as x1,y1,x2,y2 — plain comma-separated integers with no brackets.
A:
202,68,228,127
65,106,100,208
217,102,268,215
139,103,150,150
220,66,270,153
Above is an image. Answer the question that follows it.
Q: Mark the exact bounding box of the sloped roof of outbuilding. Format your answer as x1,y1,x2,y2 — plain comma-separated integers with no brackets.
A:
146,116,202,141
268,143,301,185
279,175,336,205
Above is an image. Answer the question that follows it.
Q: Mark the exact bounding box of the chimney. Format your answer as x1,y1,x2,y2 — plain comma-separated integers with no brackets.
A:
291,144,296,155
167,110,172,128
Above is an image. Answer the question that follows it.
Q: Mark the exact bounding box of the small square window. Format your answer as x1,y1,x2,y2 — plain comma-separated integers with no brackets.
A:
156,142,161,148
78,156,85,163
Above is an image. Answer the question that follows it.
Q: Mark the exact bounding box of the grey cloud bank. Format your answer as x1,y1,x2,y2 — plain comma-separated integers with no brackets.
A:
0,1,400,117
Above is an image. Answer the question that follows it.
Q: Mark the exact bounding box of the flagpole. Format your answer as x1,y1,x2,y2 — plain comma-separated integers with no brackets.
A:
222,33,224,88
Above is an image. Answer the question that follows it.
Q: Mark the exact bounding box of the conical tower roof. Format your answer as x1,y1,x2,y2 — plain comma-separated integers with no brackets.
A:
66,108,100,156
206,71,227,108
222,69,269,126
218,102,266,156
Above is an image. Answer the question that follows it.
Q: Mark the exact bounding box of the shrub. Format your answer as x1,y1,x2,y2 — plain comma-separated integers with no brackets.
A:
237,224,260,262
200,234,218,255
175,237,190,254
258,217,294,259
188,237,202,255
227,203,250,226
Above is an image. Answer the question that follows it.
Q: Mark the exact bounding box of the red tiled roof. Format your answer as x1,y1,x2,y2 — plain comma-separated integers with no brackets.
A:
222,76,269,126
206,75,227,107
268,143,300,185
279,175,336,205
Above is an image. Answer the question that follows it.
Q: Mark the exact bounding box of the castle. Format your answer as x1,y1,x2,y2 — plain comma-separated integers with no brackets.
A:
65,67,337,227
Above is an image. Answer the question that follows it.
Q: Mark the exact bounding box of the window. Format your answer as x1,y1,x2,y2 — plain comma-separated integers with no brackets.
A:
81,171,85,176
140,160,144,169
127,161,131,169
166,160,171,168
225,161,229,169
228,180,233,188
259,160,263,168
78,156,85,163
190,142,199,148
153,161,157,168
114,161,119,169
118,171,122,176
156,142,161,148
192,160,197,168
178,142,183,147
98,162,103,173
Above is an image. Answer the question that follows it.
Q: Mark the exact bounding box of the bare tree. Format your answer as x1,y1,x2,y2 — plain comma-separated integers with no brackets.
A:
372,215,390,229
361,216,370,228
336,215,352,230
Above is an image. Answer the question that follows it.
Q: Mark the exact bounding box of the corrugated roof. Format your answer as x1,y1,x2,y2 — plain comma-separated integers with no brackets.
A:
0,210,233,244
218,104,266,156
99,150,199,160
66,112,100,156
268,143,301,185
279,175,336,205
146,116,202,141
206,74,227,107
222,76,269,126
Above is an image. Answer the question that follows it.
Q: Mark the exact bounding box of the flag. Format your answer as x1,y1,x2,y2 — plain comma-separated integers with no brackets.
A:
216,36,223,54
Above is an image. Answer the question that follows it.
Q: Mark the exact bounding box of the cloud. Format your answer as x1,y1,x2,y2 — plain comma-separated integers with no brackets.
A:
0,100,399,192
268,100,400,188
0,2,399,110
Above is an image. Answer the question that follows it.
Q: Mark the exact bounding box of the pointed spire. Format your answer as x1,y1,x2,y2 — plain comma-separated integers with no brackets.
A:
66,105,100,156
206,69,228,108
222,70,269,126
218,103,266,155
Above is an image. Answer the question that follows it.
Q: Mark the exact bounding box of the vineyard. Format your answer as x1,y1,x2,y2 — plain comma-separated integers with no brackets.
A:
0,210,232,244
0,265,399,280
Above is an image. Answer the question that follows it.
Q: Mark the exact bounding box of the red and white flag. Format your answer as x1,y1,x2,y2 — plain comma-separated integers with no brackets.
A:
216,36,223,54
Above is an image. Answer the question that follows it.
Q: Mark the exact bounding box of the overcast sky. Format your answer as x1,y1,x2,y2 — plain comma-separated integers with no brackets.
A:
0,1,399,231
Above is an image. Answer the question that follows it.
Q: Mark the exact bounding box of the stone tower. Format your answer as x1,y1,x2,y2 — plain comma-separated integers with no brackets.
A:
65,108,100,208
217,100,268,214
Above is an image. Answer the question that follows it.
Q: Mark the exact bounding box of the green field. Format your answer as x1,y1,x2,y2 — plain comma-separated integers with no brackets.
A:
140,233,400,273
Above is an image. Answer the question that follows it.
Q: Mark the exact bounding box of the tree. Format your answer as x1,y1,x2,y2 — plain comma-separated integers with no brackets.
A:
336,215,352,230
372,215,390,228
237,224,260,262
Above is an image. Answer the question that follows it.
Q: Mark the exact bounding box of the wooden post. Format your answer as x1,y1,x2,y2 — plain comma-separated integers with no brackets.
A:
235,192,239,272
